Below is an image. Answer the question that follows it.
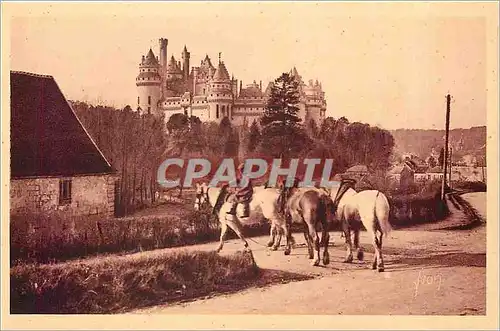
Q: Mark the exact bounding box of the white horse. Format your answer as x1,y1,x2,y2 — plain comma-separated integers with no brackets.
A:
194,182,292,254
328,184,392,272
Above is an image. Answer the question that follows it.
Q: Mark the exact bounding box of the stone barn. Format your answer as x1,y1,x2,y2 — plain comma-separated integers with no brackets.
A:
10,71,117,217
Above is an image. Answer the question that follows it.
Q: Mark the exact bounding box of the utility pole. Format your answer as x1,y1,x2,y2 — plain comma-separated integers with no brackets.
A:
441,94,451,200
448,147,453,189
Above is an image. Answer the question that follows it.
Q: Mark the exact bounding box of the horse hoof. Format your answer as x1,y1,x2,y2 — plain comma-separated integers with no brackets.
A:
378,267,385,272
343,256,353,263
312,260,320,267
284,249,291,256
371,262,377,270
266,242,274,247
357,250,364,261
271,246,278,251
323,256,330,266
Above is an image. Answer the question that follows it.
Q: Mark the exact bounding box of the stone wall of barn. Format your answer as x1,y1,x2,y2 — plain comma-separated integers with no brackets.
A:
10,174,117,217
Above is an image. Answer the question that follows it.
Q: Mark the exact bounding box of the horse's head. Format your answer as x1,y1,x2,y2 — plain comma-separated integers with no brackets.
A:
194,182,209,210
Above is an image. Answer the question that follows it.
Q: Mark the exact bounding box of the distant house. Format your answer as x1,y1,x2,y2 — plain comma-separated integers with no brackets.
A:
387,163,414,187
426,166,445,181
10,71,118,217
343,164,369,180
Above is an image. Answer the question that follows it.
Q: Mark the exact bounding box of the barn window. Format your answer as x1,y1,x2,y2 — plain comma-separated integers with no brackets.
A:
59,179,72,205
137,96,140,105
216,104,220,118
148,96,151,105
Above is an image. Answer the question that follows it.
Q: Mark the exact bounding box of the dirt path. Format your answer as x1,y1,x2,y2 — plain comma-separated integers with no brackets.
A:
130,192,487,315
132,227,485,315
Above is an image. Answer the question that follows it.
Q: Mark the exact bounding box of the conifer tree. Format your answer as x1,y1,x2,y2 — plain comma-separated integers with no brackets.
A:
259,73,308,158
247,120,261,152
260,73,302,127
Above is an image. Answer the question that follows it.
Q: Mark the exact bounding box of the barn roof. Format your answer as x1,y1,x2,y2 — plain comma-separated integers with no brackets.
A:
10,71,114,178
427,166,444,173
345,164,368,173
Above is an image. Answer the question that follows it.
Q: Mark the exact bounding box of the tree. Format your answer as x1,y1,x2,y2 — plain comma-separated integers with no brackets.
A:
166,113,189,134
260,72,306,159
427,155,437,168
247,120,261,152
261,72,302,127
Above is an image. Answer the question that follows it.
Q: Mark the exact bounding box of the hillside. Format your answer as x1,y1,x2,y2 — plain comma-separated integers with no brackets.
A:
390,126,486,159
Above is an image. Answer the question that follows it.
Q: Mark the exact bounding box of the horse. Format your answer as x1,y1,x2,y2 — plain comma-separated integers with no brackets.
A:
328,184,392,272
285,187,334,266
194,182,292,254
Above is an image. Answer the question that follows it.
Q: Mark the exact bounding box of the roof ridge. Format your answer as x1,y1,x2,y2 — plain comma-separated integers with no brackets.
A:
11,70,54,79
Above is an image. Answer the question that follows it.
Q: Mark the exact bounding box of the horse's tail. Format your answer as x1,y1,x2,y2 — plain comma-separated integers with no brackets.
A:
318,194,332,228
374,191,392,236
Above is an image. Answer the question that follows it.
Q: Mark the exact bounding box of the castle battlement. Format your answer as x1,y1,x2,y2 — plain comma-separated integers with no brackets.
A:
136,37,327,125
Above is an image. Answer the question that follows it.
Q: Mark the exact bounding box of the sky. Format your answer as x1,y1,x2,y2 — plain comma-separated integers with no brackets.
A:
8,2,492,130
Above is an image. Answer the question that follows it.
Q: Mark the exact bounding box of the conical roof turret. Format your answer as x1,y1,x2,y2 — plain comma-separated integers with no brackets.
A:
142,48,159,66
212,53,230,82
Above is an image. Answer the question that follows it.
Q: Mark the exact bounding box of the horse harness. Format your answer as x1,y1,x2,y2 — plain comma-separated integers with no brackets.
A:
330,179,357,214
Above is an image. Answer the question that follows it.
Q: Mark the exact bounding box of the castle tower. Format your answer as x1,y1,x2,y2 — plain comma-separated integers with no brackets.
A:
182,45,190,81
207,53,233,122
159,38,168,71
136,48,162,116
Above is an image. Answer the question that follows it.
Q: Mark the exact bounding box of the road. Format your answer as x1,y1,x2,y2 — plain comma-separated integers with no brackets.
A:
132,192,487,315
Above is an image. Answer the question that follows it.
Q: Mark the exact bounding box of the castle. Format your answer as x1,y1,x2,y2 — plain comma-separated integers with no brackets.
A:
136,38,327,126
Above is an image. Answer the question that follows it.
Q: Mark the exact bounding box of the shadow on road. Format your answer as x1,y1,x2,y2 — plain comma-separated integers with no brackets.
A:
386,251,486,272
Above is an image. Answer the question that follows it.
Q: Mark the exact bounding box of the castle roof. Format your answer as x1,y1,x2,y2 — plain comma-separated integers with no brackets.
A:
142,48,159,66
290,67,300,79
264,82,274,96
167,55,182,73
10,71,114,178
136,70,161,81
239,84,263,98
212,61,230,82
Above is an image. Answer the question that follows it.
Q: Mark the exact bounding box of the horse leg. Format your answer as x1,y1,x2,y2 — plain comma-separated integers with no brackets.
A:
343,221,353,263
216,221,228,253
321,227,330,265
225,218,249,251
376,232,384,272
354,229,364,261
370,230,384,271
281,221,291,255
272,223,283,251
303,228,314,259
306,221,321,267
267,222,276,247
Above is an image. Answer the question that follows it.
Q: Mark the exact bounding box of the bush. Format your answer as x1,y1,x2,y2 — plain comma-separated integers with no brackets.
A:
10,211,219,265
387,188,449,227
452,181,487,192
10,207,273,265
10,250,258,314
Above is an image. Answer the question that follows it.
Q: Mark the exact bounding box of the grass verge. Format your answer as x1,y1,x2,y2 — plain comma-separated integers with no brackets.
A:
11,249,261,314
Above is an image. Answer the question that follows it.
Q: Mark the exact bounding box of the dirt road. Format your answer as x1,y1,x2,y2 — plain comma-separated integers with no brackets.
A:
134,193,486,315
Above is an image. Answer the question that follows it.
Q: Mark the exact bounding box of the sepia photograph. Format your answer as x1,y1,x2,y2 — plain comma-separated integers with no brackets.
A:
1,1,498,330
